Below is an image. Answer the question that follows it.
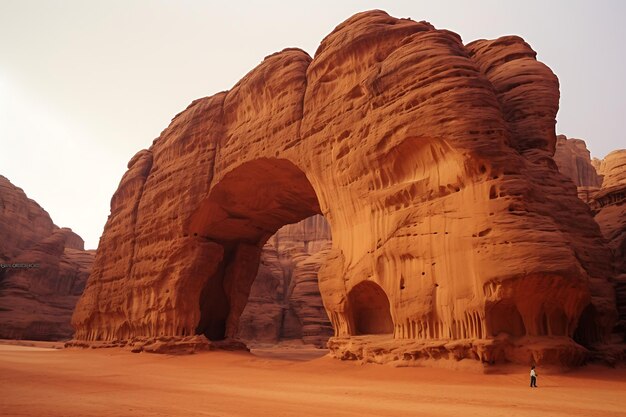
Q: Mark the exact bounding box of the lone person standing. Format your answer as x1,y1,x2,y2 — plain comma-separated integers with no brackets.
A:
530,365,538,388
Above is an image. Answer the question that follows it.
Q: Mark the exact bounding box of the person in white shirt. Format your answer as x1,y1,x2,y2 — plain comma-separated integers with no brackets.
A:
530,365,538,387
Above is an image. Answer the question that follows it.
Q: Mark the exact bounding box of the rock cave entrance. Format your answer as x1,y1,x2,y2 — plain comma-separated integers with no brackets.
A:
487,302,526,338
573,304,601,348
347,281,393,335
187,158,328,342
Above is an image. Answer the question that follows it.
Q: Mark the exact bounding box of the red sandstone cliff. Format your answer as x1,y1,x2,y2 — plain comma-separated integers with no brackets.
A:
238,215,332,347
0,176,95,340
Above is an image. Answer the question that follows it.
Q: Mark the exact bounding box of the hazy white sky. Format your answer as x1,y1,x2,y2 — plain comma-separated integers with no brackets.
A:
1,0,624,249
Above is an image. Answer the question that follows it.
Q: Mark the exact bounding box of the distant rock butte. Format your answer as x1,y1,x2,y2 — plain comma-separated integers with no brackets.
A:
0,175,95,340
553,135,603,202
72,10,619,366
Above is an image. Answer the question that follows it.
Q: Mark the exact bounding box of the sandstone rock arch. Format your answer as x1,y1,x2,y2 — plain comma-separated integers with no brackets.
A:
72,10,618,365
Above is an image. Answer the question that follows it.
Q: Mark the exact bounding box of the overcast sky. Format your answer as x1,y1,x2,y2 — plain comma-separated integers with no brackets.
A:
1,0,624,249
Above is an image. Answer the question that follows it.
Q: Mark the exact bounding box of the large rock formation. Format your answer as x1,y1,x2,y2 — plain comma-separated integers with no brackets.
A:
0,176,95,340
238,215,333,347
72,10,618,366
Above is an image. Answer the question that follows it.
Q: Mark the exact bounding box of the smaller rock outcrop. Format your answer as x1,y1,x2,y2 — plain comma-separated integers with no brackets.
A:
238,215,333,347
553,135,603,202
0,176,95,340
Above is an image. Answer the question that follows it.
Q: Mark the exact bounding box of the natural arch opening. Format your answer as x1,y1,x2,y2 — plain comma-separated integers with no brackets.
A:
186,158,326,342
348,281,393,335
237,214,334,347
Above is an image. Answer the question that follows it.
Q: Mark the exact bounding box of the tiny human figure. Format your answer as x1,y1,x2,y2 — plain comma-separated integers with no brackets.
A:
530,365,538,388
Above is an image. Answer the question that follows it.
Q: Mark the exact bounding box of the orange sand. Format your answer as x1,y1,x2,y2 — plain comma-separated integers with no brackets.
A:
1,342,625,417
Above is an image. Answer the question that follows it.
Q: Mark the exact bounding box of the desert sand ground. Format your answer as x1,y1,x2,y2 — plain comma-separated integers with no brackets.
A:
1,341,625,417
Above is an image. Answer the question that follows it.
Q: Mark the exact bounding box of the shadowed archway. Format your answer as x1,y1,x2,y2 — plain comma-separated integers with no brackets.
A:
573,304,601,348
348,281,393,335
487,302,526,338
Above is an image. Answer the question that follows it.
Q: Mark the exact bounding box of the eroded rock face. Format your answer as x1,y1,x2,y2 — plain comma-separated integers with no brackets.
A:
0,176,95,340
237,215,333,347
593,150,626,190
73,10,618,366
554,138,626,344
592,150,626,251
591,150,626,339
553,135,603,202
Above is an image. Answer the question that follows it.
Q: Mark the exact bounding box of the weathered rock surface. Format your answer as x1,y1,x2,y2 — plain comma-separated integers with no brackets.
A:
593,150,626,190
73,10,618,366
553,135,603,202
592,151,626,257
591,150,626,339
328,334,589,368
65,334,245,354
238,215,333,347
0,176,95,340
554,138,626,345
